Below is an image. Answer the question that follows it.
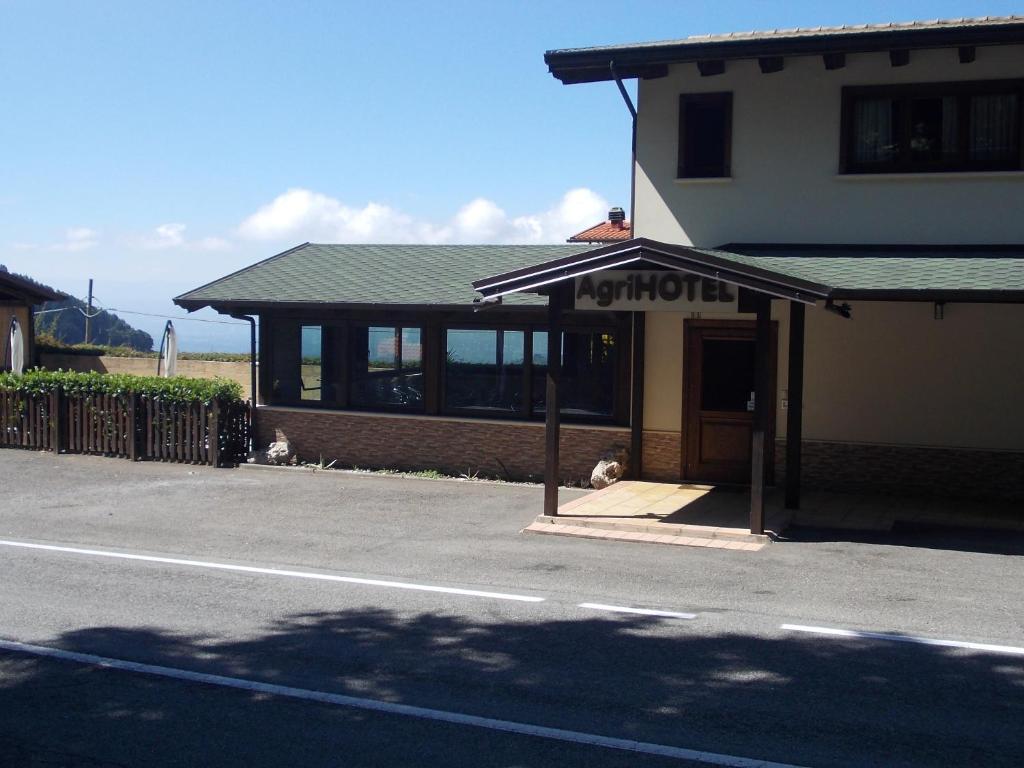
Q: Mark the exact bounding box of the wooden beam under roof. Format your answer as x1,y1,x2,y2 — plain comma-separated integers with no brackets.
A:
758,56,784,74
890,49,910,66
697,59,725,77
823,52,846,70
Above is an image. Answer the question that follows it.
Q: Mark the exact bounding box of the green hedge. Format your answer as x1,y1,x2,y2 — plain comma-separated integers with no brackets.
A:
0,369,243,404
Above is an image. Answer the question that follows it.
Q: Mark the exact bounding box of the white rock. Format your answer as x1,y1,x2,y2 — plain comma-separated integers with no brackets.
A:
265,441,294,465
590,446,629,489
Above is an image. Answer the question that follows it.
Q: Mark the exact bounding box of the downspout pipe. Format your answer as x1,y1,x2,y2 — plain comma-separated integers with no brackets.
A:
230,313,258,452
610,62,643,478
610,61,638,227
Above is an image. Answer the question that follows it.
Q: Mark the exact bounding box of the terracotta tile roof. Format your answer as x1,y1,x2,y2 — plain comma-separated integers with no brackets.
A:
567,220,633,243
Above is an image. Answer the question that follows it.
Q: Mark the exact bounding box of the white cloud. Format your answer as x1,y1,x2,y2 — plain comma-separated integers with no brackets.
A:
236,187,611,245
13,227,101,252
130,223,233,252
149,222,186,248
195,236,232,251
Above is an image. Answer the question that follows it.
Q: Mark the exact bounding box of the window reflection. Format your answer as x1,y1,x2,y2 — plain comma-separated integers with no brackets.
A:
532,330,616,418
445,329,525,413
300,326,322,401
350,326,424,409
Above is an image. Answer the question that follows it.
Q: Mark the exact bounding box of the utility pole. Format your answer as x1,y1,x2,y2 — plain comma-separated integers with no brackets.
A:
84,278,94,344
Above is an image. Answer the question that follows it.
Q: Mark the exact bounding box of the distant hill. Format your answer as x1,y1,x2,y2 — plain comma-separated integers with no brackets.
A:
34,296,154,352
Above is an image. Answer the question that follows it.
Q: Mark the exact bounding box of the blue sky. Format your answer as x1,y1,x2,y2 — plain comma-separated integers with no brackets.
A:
3,0,1020,349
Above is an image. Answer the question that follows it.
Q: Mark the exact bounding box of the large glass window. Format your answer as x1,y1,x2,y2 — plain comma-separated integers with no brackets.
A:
267,317,621,423
844,81,1023,173
350,326,424,409
445,329,525,414
300,325,323,401
531,330,617,419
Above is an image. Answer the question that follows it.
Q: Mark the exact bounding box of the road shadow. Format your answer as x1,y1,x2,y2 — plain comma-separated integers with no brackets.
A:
1,607,1022,767
782,523,1024,556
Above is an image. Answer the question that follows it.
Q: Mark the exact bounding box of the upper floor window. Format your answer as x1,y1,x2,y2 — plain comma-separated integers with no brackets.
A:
841,80,1023,174
678,92,732,178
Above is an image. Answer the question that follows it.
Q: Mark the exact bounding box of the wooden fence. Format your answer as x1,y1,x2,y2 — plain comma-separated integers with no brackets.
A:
0,389,251,466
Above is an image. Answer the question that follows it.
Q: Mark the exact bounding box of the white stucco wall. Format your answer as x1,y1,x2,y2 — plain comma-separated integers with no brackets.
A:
635,44,1024,246
642,301,1024,453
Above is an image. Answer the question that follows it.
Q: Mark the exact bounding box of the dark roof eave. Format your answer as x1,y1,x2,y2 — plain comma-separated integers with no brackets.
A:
173,298,547,314
473,238,832,304
546,23,1024,84
0,274,64,304
831,288,1024,302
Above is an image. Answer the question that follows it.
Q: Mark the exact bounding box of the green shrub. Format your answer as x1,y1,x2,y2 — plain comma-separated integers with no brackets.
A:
0,369,243,404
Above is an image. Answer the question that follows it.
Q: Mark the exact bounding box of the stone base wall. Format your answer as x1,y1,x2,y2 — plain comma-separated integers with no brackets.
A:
774,439,1024,501
256,406,631,486
642,431,681,482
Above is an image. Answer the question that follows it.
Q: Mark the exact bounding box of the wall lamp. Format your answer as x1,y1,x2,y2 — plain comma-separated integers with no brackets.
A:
824,299,852,319
472,295,503,313
934,301,945,320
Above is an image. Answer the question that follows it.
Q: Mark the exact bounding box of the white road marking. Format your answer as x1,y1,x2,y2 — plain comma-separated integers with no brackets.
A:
579,603,696,620
0,638,806,767
0,539,544,603
781,624,1024,656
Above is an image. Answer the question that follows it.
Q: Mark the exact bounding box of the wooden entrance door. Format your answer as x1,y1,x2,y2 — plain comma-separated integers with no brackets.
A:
684,322,774,484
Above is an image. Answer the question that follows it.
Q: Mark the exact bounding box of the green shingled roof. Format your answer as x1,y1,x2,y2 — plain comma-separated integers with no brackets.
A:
175,243,594,309
177,241,1024,312
717,246,1024,294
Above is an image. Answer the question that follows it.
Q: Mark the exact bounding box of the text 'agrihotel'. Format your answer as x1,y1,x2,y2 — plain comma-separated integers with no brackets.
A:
576,272,736,308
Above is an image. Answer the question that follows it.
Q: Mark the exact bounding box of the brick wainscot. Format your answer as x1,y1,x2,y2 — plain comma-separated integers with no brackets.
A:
257,406,635,485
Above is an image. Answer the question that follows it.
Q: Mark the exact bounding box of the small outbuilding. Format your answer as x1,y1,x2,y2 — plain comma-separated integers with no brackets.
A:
0,267,63,371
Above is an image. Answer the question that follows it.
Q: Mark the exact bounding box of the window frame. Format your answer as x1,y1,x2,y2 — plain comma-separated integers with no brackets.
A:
262,312,629,426
264,319,346,408
677,92,733,179
839,79,1024,175
441,324,531,420
440,322,627,424
347,322,427,414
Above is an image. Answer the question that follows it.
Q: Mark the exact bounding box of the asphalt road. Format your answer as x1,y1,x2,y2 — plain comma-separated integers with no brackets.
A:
0,451,1022,767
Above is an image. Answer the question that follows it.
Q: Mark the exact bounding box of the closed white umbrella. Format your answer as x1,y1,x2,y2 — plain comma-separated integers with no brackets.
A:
9,317,24,374
158,320,178,378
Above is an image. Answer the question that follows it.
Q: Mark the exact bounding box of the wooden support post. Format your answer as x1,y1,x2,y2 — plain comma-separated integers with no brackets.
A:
785,302,805,510
423,318,442,416
629,311,645,479
750,294,772,535
543,288,564,517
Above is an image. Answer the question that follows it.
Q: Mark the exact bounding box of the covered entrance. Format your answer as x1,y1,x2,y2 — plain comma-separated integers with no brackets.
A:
472,237,827,535
472,238,1024,536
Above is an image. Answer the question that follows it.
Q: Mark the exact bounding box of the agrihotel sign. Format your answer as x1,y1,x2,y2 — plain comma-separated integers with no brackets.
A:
575,270,738,312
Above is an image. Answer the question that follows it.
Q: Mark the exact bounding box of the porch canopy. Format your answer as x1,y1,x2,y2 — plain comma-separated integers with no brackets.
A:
472,238,1024,533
